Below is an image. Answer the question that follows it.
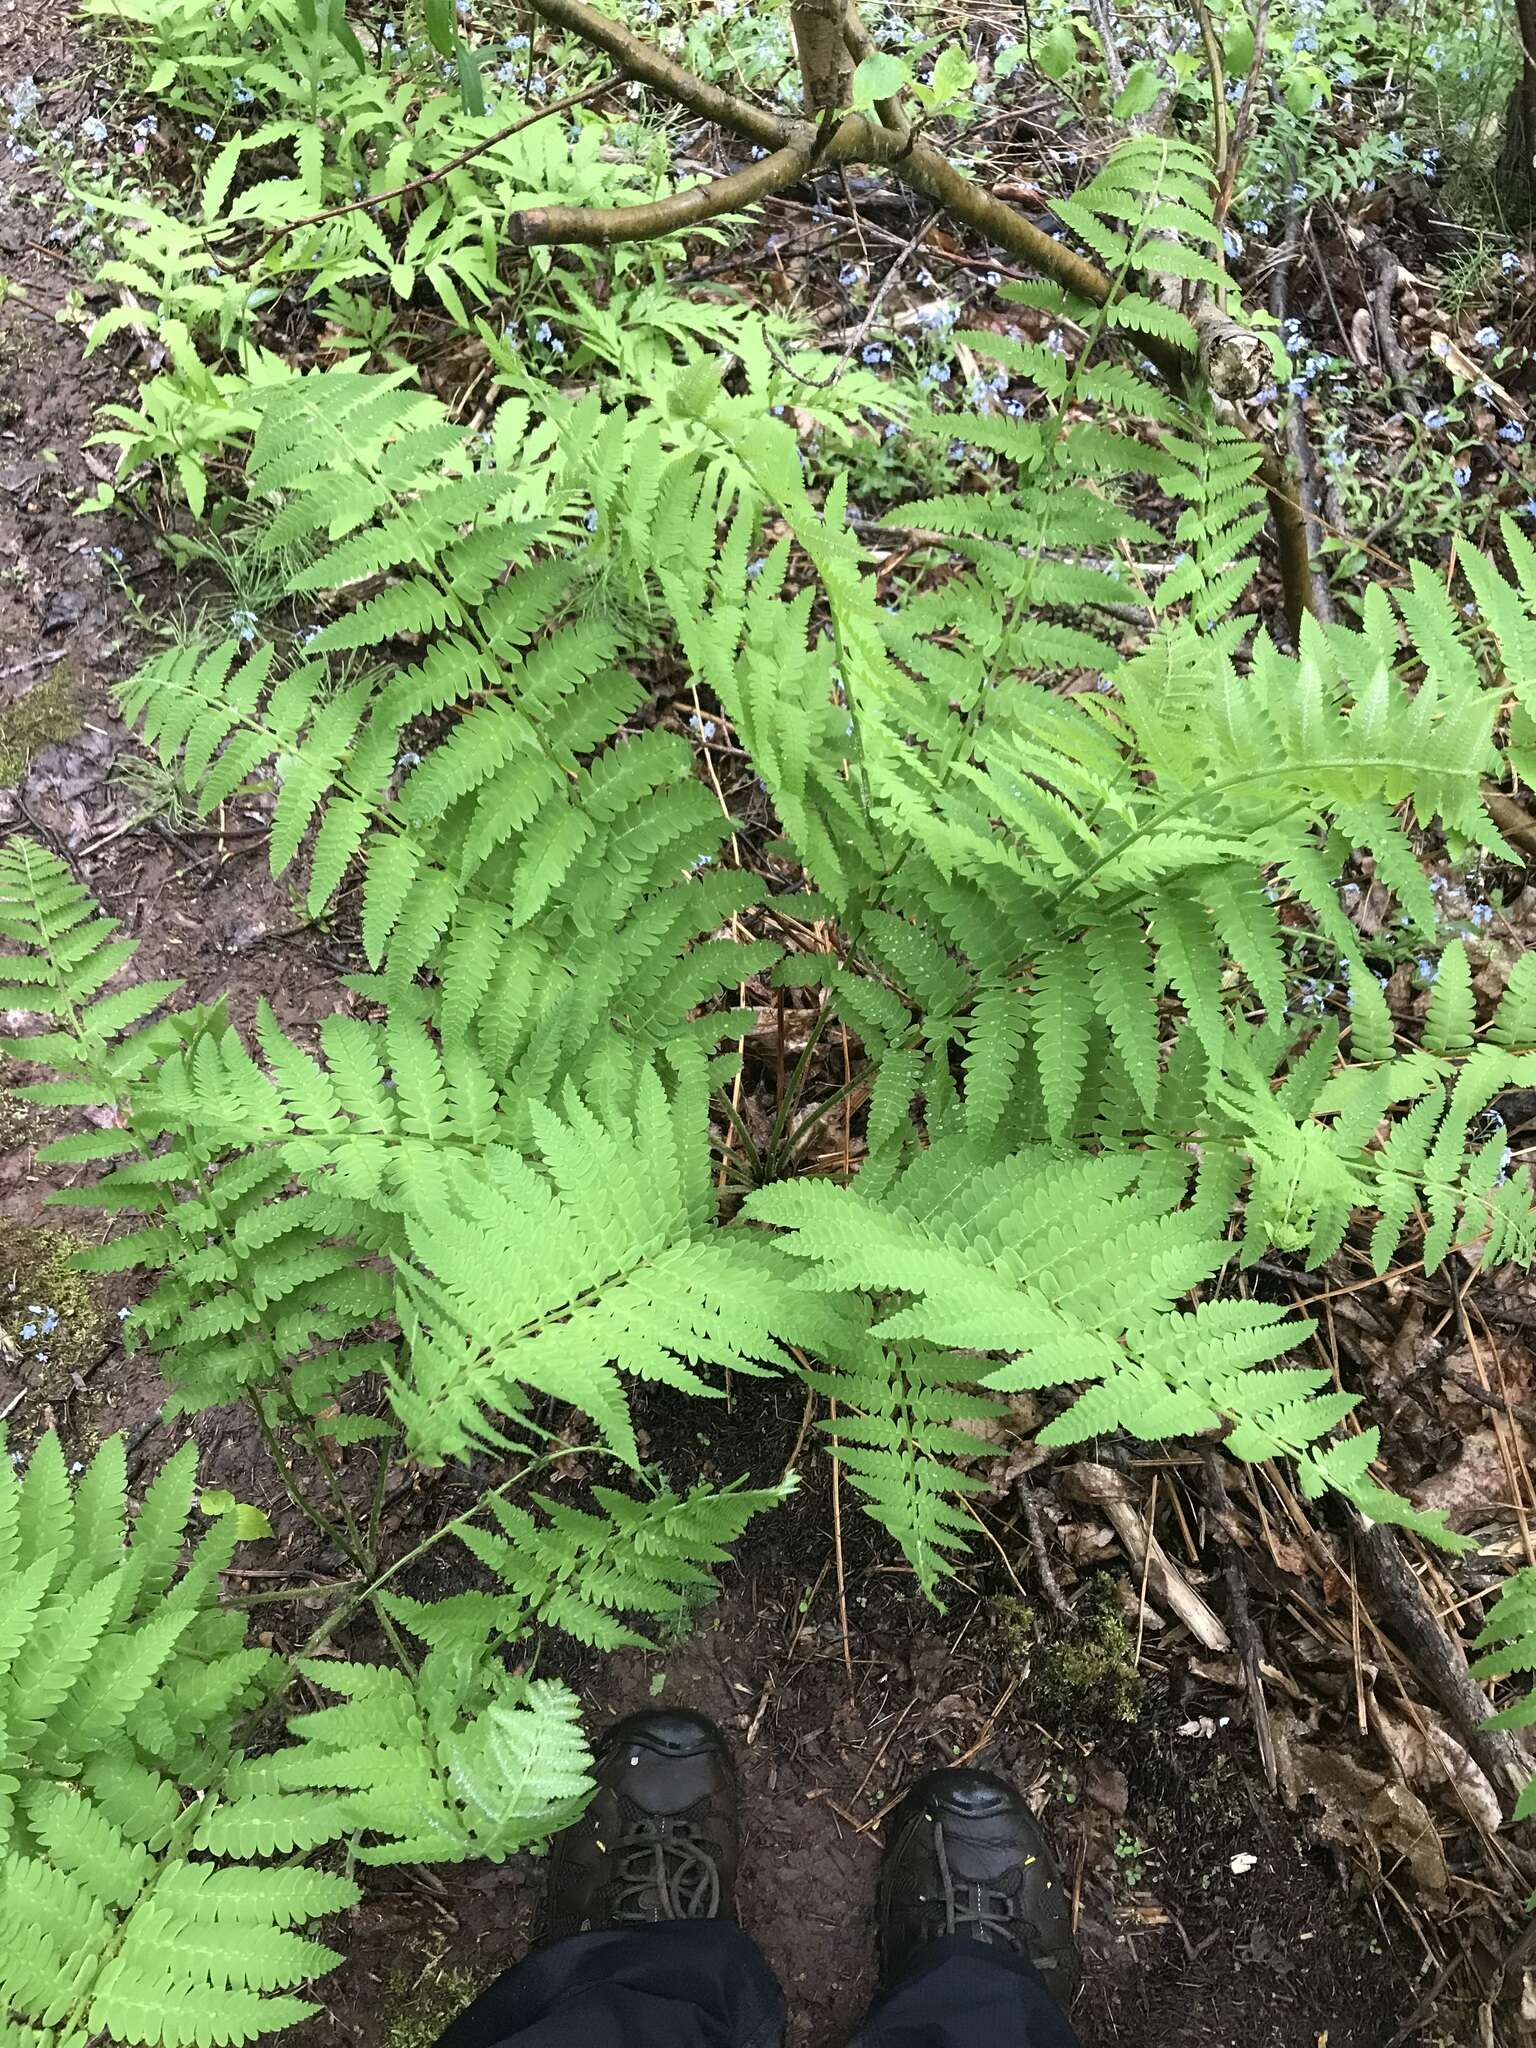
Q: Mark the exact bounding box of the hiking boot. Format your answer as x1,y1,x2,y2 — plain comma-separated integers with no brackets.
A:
878,1767,1079,2004
545,1708,739,1940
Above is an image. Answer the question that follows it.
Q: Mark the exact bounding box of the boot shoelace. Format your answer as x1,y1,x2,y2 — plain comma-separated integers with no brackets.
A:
613,1818,722,1922
930,1816,1021,1948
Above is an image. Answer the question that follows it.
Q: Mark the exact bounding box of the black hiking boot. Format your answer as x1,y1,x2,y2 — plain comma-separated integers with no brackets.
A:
878,1767,1080,2005
544,1708,739,1941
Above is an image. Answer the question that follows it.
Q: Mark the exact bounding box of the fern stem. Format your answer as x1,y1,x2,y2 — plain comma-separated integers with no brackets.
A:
250,1394,368,1575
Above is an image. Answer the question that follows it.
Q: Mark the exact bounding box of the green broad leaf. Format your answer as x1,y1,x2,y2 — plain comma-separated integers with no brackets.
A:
1113,60,1162,119
1223,18,1254,73
457,43,488,116
1036,21,1078,79
927,43,977,101
851,51,911,109
199,1489,275,1541
424,0,456,54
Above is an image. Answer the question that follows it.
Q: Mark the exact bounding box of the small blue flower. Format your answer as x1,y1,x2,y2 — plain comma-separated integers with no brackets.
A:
40,1311,57,1336
1500,421,1526,443
397,750,421,769
1475,325,1500,348
535,320,552,343
19,1323,36,1339
1223,227,1243,258
861,342,890,365
1453,464,1471,487
584,506,599,532
1416,956,1438,982
80,116,107,143
1424,408,1448,429
231,77,253,103
1471,902,1495,927
838,262,861,286
195,121,215,141
1502,251,1521,274
687,712,717,741
747,556,766,575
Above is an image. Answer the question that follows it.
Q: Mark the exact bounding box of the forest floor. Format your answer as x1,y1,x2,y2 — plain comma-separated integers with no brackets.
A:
3,3,1536,2046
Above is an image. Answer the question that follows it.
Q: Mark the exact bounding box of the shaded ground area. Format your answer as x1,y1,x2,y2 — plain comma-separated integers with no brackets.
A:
291,1378,1424,2048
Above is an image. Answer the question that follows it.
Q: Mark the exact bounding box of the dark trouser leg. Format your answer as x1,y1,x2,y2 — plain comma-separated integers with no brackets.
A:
850,1935,1084,2048
431,1922,787,2048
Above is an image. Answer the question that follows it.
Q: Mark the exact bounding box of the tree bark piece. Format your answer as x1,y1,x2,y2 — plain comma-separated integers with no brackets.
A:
1353,1519,1532,1822
1057,1461,1232,1652
792,0,853,115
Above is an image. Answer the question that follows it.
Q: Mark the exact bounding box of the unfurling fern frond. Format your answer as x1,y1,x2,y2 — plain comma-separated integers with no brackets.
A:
0,1431,359,2048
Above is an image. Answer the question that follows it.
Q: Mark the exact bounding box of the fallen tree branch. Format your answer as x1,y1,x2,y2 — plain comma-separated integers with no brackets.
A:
511,139,819,246
516,0,1314,625
1353,1520,1533,1821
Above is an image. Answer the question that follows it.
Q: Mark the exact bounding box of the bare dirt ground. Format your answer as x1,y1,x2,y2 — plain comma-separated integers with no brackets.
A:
0,6,1515,2046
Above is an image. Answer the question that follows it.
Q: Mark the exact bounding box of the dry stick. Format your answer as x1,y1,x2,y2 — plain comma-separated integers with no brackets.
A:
1193,0,1230,185
222,76,619,270
768,203,939,390
1214,0,1271,225
1363,233,1423,420
1352,1520,1533,1821
1202,1447,1279,1792
1018,1479,1074,1618
1086,0,1127,97
828,1396,856,1693
1267,177,1336,626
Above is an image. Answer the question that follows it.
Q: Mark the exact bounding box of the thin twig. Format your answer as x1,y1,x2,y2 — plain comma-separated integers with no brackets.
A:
222,77,619,271
1018,1480,1074,1617
829,1397,856,1693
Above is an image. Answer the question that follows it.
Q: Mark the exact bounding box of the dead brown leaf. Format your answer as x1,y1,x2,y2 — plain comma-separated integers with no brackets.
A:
1273,1712,1449,1894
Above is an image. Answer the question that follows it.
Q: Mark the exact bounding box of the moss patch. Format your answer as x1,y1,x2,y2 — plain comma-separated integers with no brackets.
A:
0,1222,104,1399
380,1958,497,2048
991,1574,1143,1727
0,661,80,784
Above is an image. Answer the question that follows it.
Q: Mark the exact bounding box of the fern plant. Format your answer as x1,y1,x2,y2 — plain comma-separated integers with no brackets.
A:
18,63,1536,2033
0,1431,359,2047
